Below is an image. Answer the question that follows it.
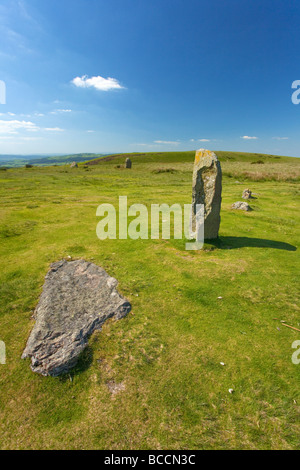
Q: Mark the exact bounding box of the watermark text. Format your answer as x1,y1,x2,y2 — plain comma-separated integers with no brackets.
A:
96,196,204,250
0,80,6,104
291,80,300,105
292,340,300,365
0,341,6,364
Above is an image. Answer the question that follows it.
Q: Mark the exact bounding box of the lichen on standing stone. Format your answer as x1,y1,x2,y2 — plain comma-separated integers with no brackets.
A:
191,149,222,239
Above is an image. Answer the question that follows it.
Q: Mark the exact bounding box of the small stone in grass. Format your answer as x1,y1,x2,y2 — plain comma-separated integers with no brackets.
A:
228,388,234,394
231,201,251,211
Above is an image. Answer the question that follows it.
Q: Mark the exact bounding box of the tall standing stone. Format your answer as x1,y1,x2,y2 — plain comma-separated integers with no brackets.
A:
125,158,132,169
242,188,252,199
191,149,222,239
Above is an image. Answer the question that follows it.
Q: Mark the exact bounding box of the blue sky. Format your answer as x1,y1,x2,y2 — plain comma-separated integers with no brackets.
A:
0,0,299,156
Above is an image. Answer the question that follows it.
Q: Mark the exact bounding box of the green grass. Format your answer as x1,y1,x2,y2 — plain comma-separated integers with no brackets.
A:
0,151,299,449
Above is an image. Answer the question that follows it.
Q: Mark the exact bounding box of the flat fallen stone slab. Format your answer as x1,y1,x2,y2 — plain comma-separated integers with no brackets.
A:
22,260,131,377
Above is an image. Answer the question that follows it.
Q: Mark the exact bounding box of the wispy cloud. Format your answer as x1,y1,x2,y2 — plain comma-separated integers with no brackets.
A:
0,112,16,116
0,112,45,118
0,24,35,55
0,119,65,135
131,143,152,147
241,136,258,140
154,140,180,145
17,0,36,24
272,137,289,140
71,75,125,91
17,0,43,32
0,1,42,58
198,138,210,142
50,109,72,115
44,127,64,132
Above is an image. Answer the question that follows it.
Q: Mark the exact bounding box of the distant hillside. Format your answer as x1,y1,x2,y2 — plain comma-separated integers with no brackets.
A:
83,150,299,182
0,153,109,168
85,150,299,166
1,150,298,170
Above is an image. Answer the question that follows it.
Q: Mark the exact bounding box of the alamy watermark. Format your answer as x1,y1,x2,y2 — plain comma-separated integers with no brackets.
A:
0,341,6,364
0,80,6,104
96,196,204,250
291,80,300,104
291,340,300,365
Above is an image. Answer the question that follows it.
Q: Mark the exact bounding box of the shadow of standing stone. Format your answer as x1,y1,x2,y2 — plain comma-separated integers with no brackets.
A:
22,260,131,377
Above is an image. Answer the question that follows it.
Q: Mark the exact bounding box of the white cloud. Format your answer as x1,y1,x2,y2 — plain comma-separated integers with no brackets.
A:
241,136,258,140
154,140,180,145
272,137,289,140
44,127,64,132
198,138,210,142
0,112,16,116
87,130,95,133
50,109,72,114
0,119,39,134
0,120,66,136
71,75,125,91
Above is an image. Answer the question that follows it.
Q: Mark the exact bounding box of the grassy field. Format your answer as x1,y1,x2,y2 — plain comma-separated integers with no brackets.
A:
0,150,299,450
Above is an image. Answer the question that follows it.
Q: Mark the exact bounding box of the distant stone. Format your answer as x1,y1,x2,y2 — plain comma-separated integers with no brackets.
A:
242,188,252,199
125,158,132,169
25,164,33,168
70,162,78,168
231,201,251,211
22,260,131,376
191,149,222,239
